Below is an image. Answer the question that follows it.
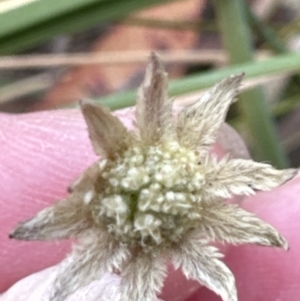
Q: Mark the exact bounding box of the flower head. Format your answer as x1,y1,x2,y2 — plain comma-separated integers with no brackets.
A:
10,53,296,301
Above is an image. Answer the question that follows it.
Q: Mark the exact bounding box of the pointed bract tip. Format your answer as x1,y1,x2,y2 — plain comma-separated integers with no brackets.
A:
8,226,27,240
148,52,165,73
281,168,298,185
79,99,97,110
271,233,289,251
79,98,89,106
281,237,289,251
8,222,40,241
79,99,110,119
149,51,160,63
218,73,244,105
226,73,244,87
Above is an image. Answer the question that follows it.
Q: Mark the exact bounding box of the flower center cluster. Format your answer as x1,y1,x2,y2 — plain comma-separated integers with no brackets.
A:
92,142,206,248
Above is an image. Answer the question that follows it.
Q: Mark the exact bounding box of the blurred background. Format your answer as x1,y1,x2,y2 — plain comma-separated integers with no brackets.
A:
1,0,300,167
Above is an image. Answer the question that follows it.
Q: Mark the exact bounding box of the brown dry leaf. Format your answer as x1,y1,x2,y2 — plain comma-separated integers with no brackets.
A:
34,0,205,110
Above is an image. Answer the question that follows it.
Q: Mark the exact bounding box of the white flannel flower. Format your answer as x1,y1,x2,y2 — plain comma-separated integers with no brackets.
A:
10,53,296,301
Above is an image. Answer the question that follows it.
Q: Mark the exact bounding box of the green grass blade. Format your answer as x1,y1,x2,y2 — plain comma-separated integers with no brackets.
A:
213,0,288,167
96,52,300,111
0,0,174,54
0,0,99,39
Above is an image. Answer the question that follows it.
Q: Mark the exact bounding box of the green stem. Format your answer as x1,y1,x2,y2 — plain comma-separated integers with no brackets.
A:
245,6,287,53
273,94,300,117
212,0,288,168
94,52,300,108
0,0,174,54
0,0,97,39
